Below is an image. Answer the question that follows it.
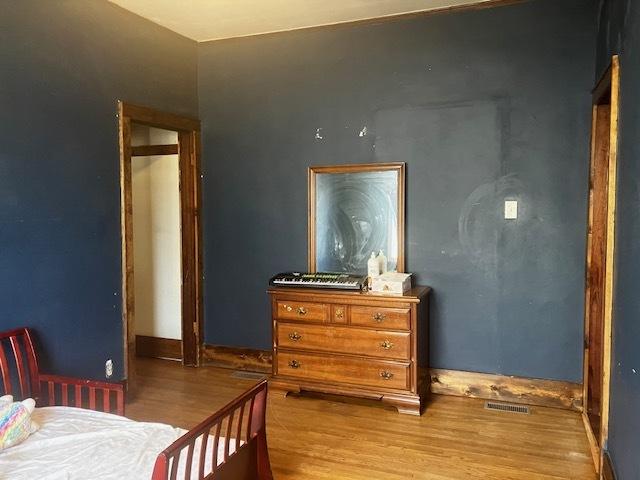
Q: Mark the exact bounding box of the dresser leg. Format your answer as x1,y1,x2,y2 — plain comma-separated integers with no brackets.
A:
268,381,300,398
382,395,422,416
270,388,292,398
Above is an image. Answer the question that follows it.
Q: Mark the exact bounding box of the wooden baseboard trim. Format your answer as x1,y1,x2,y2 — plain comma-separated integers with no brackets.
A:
429,368,583,411
198,345,583,410
202,345,272,373
602,450,616,480
136,335,182,360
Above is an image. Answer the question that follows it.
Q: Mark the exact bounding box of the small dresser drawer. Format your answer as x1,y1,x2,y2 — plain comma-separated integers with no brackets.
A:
276,300,327,323
277,351,409,390
277,323,410,360
351,306,410,330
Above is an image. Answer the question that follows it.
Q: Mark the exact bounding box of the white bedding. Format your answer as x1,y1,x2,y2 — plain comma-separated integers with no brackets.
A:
0,407,238,480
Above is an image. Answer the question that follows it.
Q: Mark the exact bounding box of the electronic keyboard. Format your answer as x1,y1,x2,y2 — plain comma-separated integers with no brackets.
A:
269,272,368,291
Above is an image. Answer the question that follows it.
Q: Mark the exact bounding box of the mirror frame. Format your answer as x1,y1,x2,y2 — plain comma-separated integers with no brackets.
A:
308,162,406,273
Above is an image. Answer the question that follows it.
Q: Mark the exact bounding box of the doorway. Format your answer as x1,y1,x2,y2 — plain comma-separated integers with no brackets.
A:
582,56,619,476
131,125,182,361
118,102,203,395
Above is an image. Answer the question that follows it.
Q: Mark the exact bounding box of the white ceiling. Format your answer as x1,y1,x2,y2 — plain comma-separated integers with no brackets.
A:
109,0,495,42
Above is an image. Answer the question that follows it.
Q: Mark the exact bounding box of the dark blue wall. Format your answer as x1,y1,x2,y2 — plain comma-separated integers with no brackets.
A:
596,1,640,478
0,1,198,380
198,0,597,382
0,0,607,389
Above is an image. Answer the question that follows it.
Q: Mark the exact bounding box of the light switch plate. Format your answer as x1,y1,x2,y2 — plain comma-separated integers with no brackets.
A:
504,200,518,219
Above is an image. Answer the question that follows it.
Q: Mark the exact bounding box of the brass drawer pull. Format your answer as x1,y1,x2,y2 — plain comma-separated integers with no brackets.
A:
335,307,344,319
373,312,386,322
296,307,307,315
380,370,394,380
288,360,301,369
288,332,302,341
379,340,394,350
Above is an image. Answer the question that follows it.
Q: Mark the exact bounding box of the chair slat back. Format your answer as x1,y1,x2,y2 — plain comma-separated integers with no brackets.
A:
0,328,40,400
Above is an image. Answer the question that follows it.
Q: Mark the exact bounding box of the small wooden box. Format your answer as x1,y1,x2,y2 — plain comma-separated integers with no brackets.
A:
371,272,412,295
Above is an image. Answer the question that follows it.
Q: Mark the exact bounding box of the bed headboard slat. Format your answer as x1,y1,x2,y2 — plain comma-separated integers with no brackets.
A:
0,346,12,395
198,428,210,478
184,440,195,479
0,328,40,399
88,387,96,410
102,388,110,411
224,411,234,462
245,397,255,442
47,381,55,404
10,336,29,398
235,402,245,448
62,383,69,406
169,449,180,480
212,419,222,472
75,385,82,408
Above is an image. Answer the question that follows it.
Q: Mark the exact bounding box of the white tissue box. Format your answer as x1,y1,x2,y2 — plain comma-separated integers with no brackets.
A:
371,272,412,295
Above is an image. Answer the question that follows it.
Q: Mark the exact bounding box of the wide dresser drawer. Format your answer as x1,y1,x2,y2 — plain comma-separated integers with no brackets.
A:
350,306,410,330
277,322,410,360
276,351,410,391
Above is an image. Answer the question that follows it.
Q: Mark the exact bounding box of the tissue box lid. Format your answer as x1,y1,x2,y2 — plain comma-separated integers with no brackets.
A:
371,272,412,295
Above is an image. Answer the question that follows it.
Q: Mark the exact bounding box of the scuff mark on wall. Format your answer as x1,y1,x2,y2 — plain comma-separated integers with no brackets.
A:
458,174,525,277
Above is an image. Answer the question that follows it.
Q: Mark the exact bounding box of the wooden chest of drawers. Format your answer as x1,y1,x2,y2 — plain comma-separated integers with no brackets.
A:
268,286,430,415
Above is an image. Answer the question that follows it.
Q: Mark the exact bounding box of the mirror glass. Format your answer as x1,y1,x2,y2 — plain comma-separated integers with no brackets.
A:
312,166,403,274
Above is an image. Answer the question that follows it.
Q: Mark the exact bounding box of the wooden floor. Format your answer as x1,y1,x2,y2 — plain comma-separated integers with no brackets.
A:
127,358,596,480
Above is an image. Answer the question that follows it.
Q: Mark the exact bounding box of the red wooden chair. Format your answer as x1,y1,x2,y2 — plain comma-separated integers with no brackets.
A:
0,327,124,415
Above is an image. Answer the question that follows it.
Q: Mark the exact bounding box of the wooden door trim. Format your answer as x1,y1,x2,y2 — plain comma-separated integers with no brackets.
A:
118,106,135,392
131,144,179,157
582,55,620,476
120,102,200,131
118,101,203,393
600,54,620,469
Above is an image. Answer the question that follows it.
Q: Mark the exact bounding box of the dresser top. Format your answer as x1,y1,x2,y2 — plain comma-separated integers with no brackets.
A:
267,285,430,303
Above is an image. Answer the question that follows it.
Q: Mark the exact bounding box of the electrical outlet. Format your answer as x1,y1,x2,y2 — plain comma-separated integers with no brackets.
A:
105,359,113,379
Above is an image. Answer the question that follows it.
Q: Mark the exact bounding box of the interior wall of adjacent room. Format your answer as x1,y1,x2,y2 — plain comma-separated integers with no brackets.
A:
131,125,181,340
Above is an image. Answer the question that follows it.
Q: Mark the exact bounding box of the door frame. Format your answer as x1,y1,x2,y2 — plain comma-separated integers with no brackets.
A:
117,101,203,393
581,55,620,477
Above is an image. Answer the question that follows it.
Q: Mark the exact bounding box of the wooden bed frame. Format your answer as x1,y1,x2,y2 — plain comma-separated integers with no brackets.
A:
152,380,272,480
0,327,273,480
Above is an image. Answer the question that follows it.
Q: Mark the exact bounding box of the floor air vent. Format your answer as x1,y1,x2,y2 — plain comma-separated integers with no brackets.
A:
230,371,267,380
485,401,530,414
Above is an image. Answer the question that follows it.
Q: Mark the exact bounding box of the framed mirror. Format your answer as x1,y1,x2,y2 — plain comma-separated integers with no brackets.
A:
308,163,405,274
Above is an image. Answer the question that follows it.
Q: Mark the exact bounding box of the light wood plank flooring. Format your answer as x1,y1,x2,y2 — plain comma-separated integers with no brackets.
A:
127,358,596,480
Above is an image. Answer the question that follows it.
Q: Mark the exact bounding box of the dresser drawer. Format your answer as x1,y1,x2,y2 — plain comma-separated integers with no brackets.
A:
277,351,409,390
277,322,410,360
350,306,410,330
276,300,327,323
